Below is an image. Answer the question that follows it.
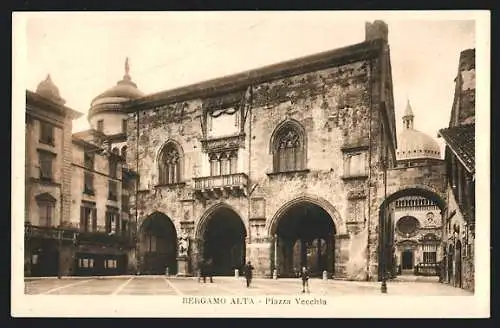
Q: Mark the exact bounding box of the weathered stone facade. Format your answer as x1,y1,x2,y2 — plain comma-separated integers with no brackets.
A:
123,21,402,281
439,48,476,292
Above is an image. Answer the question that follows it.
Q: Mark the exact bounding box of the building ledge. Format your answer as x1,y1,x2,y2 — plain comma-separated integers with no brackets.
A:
154,182,187,189
266,169,310,178
29,177,61,187
341,174,368,181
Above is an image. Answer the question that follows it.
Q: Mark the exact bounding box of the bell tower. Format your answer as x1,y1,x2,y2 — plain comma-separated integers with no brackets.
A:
402,98,414,130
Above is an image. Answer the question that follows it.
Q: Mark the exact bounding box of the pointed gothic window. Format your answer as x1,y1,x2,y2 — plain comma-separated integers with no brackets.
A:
272,123,306,173
159,142,182,185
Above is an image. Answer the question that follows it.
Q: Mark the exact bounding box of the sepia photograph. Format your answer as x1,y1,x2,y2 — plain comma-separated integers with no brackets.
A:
11,10,490,317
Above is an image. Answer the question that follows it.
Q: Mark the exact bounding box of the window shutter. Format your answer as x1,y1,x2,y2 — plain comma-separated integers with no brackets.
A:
176,161,181,182
92,208,97,232
80,206,85,231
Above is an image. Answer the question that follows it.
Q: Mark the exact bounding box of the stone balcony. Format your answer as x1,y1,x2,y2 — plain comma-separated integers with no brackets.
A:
24,223,78,241
193,173,249,199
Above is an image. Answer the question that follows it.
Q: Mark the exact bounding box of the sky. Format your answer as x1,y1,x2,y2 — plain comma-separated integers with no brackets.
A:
22,12,476,154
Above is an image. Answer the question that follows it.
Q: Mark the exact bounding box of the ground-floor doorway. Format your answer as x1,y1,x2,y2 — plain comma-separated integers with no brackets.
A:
199,206,247,276
29,240,59,277
401,250,414,270
139,212,178,275
272,201,336,278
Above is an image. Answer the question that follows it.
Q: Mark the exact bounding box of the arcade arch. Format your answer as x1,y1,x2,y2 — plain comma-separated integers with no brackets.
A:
139,211,178,275
270,200,337,278
196,204,247,276
378,187,446,280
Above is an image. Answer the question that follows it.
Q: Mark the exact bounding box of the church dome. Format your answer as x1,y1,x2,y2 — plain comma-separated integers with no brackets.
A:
89,58,144,115
397,129,442,160
36,74,66,105
396,99,442,161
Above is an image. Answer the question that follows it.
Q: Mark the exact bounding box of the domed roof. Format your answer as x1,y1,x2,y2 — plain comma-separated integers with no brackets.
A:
396,99,441,161
396,129,442,160
89,58,144,109
36,74,66,105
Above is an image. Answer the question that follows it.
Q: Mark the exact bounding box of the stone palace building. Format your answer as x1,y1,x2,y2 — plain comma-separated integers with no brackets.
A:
121,20,446,281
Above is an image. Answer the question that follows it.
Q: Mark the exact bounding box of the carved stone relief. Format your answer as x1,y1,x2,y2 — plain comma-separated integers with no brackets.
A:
250,198,266,218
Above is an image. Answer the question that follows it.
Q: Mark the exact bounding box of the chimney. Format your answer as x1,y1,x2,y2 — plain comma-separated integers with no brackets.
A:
458,48,475,71
365,20,389,42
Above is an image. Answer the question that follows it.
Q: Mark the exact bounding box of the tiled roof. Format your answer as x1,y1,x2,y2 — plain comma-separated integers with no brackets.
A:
438,123,475,173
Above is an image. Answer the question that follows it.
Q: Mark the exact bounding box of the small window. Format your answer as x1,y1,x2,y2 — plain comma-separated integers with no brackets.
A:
108,180,118,201
158,142,182,184
423,252,437,264
121,194,129,212
97,120,104,132
38,202,54,227
109,159,118,178
80,205,96,232
83,172,94,195
39,121,54,145
344,152,367,177
272,125,305,173
84,152,94,169
39,151,54,180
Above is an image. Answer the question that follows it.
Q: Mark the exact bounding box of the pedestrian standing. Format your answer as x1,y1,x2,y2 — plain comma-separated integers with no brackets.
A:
207,258,214,283
300,266,310,293
244,261,254,288
198,260,204,283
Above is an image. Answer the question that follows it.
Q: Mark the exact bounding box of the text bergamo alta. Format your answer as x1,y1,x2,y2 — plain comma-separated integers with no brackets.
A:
182,296,327,306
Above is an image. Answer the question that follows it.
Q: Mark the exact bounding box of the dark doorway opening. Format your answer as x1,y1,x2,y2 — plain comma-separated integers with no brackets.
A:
455,240,462,288
202,207,246,276
273,202,336,278
447,244,454,283
140,212,178,275
31,240,59,277
401,250,414,270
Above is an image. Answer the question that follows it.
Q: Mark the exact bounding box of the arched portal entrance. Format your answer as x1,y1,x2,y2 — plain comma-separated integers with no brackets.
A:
198,206,247,276
447,244,454,283
139,212,177,275
379,187,446,281
271,201,336,278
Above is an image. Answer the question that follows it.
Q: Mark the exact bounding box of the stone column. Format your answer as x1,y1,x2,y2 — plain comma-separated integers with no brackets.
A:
274,234,278,274
317,238,322,273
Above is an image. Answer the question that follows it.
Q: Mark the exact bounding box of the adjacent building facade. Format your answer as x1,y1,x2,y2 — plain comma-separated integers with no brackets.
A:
391,100,445,276
24,76,82,277
438,48,476,292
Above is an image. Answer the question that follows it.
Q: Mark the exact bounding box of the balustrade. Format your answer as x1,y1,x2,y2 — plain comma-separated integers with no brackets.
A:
193,173,248,199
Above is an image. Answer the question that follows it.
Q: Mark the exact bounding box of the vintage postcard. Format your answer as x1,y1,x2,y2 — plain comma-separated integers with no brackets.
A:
11,10,490,318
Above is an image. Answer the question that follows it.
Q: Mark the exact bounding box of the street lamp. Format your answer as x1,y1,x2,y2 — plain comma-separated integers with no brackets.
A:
380,157,388,294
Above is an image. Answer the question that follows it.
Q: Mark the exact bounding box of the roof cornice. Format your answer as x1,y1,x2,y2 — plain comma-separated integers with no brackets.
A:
26,90,83,119
123,38,385,112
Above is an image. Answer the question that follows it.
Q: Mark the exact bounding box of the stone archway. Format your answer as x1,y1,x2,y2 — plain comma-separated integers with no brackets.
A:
270,199,337,278
378,187,446,281
196,204,247,276
139,211,178,275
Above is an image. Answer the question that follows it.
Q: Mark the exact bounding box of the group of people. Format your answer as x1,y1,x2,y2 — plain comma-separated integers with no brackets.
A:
198,259,310,293
198,258,214,283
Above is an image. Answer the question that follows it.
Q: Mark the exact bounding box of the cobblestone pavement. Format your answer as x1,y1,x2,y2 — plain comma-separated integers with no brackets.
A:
24,276,473,296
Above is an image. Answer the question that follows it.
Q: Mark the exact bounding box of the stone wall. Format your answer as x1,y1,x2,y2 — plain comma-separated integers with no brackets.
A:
442,183,475,292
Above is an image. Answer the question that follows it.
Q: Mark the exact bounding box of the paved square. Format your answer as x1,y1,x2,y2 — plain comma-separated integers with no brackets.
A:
24,276,474,296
